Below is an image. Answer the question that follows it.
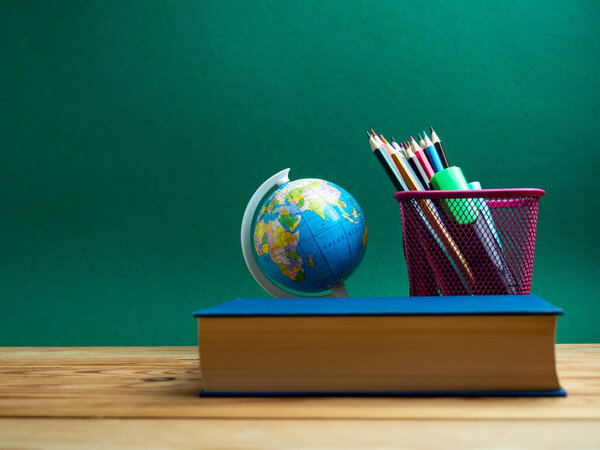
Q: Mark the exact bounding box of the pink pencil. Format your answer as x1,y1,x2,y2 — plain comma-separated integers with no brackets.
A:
410,136,435,180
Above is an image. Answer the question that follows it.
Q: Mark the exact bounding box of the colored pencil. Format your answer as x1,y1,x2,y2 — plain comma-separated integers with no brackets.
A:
430,127,450,168
410,136,435,179
381,135,423,191
372,131,391,158
417,132,426,150
368,134,408,192
369,131,475,291
422,131,444,173
402,142,431,190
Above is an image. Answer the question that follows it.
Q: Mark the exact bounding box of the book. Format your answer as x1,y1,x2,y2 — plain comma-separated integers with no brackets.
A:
194,295,565,397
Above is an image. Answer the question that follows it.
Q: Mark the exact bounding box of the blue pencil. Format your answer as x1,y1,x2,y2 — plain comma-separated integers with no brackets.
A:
422,131,444,173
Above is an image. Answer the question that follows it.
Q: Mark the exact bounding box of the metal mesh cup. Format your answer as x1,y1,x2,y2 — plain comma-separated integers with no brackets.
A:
393,189,545,296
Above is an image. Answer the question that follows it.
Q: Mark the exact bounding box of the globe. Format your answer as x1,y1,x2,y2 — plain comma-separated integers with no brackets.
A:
253,178,367,293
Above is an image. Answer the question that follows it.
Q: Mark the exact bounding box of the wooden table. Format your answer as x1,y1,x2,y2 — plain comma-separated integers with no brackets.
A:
1,345,599,449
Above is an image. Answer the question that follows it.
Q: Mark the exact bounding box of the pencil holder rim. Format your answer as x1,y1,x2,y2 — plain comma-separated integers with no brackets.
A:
393,188,545,200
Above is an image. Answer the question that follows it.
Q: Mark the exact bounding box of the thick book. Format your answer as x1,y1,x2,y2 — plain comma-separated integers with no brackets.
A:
194,295,565,397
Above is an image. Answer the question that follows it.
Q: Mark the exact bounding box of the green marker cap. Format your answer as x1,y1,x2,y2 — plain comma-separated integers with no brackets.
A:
430,167,478,224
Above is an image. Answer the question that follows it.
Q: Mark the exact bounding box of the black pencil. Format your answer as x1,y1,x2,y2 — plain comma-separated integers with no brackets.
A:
430,127,450,168
368,133,408,192
400,142,431,190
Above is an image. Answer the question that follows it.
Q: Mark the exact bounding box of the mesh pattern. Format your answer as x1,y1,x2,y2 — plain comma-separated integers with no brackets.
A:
395,190,543,296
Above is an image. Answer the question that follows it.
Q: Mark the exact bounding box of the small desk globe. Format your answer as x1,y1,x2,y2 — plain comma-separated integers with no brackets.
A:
241,169,367,298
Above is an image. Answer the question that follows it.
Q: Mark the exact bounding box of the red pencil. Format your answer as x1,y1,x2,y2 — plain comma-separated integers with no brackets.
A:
410,136,435,179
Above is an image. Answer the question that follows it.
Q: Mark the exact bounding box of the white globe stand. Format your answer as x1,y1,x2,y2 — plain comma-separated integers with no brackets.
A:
241,168,348,298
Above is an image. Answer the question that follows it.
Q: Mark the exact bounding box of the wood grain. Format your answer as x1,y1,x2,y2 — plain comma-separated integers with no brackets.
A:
0,345,599,419
1,418,599,450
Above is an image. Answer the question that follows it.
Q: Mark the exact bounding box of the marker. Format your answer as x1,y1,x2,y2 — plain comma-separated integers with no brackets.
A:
422,131,444,173
468,181,516,294
368,135,408,192
402,142,431,190
417,132,426,150
430,127,450,168
410,136,435,179
429,172,516,294
430,166,477,224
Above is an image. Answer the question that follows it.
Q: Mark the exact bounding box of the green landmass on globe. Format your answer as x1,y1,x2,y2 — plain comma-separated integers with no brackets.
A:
253,178,367,293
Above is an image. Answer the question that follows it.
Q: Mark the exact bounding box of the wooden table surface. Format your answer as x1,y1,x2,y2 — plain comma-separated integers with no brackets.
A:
1,345,599,449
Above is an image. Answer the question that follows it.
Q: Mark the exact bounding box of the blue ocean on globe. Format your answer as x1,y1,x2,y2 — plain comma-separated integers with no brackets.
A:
253,178,367,293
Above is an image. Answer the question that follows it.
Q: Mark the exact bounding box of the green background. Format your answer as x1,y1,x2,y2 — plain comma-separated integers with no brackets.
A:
2,0,599,345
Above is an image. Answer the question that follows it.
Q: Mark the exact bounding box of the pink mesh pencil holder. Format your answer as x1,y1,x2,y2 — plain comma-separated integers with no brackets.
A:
393,189,545,297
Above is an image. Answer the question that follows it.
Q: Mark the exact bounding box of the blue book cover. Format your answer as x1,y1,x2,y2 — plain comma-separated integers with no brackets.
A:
194,294,563,317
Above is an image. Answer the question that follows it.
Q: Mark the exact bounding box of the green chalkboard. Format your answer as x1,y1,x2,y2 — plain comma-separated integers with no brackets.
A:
1,0,599,345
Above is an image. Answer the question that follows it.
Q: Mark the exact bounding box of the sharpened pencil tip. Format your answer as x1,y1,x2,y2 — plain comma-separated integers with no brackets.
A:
422,130,428,139
391,136,396,142
366,131,372,139
370,129,376,137
417,132,423,140
430,126,434,133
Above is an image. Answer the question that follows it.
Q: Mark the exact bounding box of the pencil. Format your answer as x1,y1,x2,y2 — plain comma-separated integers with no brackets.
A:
372,131,391,158
372,140,474,291
368,134,408,192
402,142,432,190
391,140,428,189
430,127,450,168
410,136,435,179
381,135,423,191
417,132,426,150
422,131,444,172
